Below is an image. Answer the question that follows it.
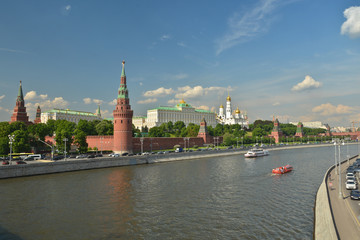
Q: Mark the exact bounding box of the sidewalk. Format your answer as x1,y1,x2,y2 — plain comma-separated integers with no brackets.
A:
327,157,360,239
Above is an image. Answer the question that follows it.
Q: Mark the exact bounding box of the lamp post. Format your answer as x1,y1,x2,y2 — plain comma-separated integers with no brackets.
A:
140,137,144,155
236,137,239,149
183,137,186,152
256,136,258,145
261,136,263,146
293,136,295,145
338,140,344,199
241,136,244,149
63,138,68,160
8,134,15,165
37,138,54,161
100,136,103,154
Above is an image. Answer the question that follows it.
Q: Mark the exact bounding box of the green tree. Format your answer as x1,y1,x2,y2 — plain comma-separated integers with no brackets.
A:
223,132,234,146
95,120,113,135
74,130,88,153
12,129,30,153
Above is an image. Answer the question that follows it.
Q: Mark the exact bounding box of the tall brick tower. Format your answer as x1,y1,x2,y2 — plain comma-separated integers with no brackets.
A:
270,117,283,144
34,105,41,124
113,61,133,154
10,81,30,125
197,117,211,144
295,122,304,138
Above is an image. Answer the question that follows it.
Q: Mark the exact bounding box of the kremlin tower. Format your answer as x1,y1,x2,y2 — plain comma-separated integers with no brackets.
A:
270,117,283,144
10,81,30,125
113,61,133,154
34,105,41,124
197,117,211,144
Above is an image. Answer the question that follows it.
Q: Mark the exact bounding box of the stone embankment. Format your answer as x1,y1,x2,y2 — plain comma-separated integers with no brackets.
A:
0,149,244,179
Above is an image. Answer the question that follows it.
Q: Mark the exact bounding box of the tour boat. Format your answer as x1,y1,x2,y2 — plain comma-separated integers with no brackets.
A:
272,165,293,174
244,148,269,158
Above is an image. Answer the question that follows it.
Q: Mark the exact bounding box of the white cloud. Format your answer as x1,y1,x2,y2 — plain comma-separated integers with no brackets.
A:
160,34,171,41
138,98,157,104
0,48,28,54
175,85,227,99
291,75,322,92
144,87,174,97
195,105,210,111
168,99,180,105
216,0,280,55
83,98,92,104
26,97,69,119
61,5,72,15
272,102,280,106
109,99,117,106
83,98,104,105
341,6,360,38
0,95,5,101
177,42,187,47
312,103,354,116
24,91,48,101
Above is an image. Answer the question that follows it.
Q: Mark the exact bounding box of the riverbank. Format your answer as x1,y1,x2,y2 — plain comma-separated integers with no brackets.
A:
0,142,356,179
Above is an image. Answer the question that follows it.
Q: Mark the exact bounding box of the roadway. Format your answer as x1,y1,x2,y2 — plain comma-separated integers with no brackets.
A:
327,156,360,239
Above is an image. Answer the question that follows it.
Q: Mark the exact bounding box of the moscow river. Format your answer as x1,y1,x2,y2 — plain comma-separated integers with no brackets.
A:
0,144,359,240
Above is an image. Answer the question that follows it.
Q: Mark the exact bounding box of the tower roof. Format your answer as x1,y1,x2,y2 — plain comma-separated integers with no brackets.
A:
226,92,231,102
96,105,101,117
220,104,224,108
121,60,126,77
235,107,240,114
17,81,24,101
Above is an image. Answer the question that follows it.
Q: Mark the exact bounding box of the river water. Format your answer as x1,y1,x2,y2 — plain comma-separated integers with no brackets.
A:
0,145,359,240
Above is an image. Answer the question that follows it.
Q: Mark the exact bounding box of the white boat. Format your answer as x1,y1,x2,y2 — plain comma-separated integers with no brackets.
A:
244,148,269,158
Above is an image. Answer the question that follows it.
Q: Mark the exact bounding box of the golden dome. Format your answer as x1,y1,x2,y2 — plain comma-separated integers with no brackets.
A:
226,93,231,102
235,107,240,114
180,99,186,104
220,104,224,108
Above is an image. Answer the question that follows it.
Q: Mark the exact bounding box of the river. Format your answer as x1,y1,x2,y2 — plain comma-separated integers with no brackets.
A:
0,144,359,240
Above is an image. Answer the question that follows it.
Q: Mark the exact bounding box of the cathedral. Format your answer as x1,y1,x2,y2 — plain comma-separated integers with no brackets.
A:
216,93,249,128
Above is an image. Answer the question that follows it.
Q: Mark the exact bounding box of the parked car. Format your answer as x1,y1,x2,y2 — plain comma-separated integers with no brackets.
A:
112,153,120,157
76,154,87,159
95,154,103,157
346,177,356,183
350,190,360,200
121,153,129,156
347,166,355,173
2,160,9,165
346,180,357,190
346,173,356,179
16,160,27,165
24,156,36,161
87,155,95,158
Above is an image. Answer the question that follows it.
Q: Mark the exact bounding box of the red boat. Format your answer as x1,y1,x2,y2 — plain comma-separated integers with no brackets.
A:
272,165,293,174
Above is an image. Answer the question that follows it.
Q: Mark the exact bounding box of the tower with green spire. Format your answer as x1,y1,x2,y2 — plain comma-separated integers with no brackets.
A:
96,105,101,118
10,81,30,124
113,61,133,154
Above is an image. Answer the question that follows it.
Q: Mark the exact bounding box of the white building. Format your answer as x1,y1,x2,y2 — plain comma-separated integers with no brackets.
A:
290,121,327,129
216,94,249,128
133,99,217,129
41,107,102,124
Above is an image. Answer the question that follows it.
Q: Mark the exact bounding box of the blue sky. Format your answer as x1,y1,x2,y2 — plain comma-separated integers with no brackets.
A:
1,0,359,128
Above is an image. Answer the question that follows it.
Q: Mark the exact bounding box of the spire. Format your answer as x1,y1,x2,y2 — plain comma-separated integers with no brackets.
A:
17,81,24,101
226,92,231,102
121,60,126,77
96,105,101,117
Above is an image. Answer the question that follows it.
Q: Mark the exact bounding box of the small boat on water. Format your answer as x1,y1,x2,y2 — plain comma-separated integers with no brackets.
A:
244,148,269,158
272,165,293,174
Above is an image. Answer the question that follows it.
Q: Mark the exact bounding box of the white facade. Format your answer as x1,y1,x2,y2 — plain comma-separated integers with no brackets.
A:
290,121,327,129
134,100,217,129
41,108,102,124
216,94,249,128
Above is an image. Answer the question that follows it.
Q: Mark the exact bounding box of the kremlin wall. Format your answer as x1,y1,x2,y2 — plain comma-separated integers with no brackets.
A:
8,61,360,154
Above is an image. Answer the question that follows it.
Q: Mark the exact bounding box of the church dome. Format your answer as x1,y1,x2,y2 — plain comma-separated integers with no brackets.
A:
226,94,231,102
180,99,186,104
220,104,224,108
235,107,240,114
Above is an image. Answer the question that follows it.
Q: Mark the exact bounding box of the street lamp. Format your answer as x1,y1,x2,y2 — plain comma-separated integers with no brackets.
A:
241,136,244,149
100,136,103,154
236,137,239,149
261,136,263,146
140,137,144,155
63,138,68,160
37,138,54,161
183,137,186,152
8,134,15,165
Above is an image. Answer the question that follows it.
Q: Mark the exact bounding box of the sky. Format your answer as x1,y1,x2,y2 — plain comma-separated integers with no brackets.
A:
0,0,360,128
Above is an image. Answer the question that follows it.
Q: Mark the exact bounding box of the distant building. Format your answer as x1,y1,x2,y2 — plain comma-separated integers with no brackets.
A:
41,108,102,124
216,93,248,128
137,99,217,129
290,121,327,129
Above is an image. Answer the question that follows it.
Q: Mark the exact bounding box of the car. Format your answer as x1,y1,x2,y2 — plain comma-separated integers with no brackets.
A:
16,160,27,165
128,153,134,156
2,160,9,165
112,153,120,157
121,153,129,156
95,154,103,157
24,156,35,161
87,155,95,158
346,177,356,183
346,180,357,190
142,152,150,155
227,146,233,149
350,190,360,200
76,154,87,159
346,173,355,179
347,166,355,173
